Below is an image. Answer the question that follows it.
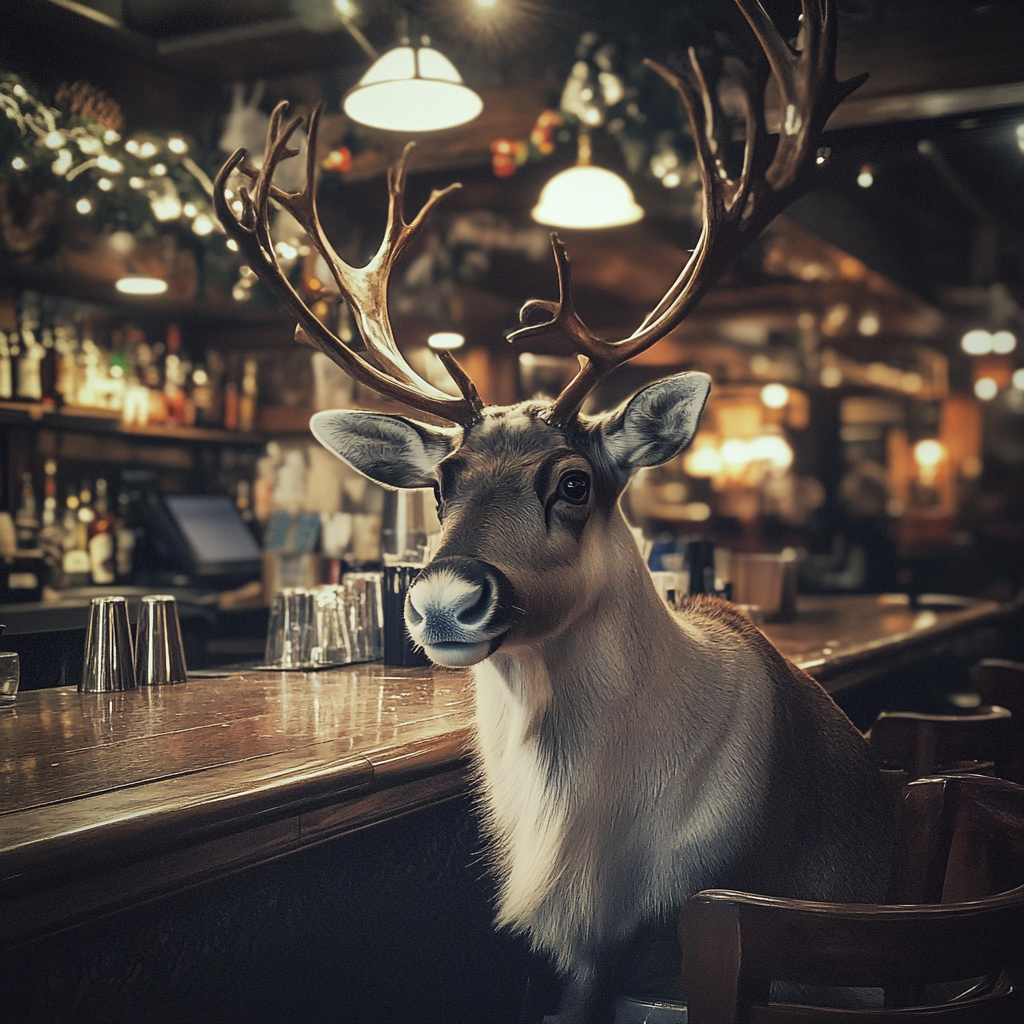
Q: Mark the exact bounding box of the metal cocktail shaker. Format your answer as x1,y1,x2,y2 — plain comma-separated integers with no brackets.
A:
80,596,136,692
135,595,188,685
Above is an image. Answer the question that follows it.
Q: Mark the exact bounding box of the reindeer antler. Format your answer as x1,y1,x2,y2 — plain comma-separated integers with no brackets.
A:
510,0,867,428
213,101,485,427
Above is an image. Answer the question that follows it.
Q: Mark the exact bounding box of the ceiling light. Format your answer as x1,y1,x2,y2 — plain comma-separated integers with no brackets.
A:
427,331,465,350
532,133,643,230
343,42,483,132
961,329,993,355
116,276,168,296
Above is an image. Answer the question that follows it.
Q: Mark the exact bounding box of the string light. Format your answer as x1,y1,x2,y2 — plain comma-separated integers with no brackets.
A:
167,137,188,154
11,156,27,170
75,197,92,214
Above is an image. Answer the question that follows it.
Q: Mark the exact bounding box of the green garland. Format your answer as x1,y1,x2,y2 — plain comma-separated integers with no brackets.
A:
0,68,220,248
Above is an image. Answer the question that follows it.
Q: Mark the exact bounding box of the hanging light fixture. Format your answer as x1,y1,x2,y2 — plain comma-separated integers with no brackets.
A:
343,37,483,133
532,134,643,230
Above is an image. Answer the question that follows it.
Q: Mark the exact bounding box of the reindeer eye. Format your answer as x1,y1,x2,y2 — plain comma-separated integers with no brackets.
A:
557,471,590,505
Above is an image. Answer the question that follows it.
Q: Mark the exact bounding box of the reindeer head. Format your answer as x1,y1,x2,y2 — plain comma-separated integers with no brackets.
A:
214,0,863,667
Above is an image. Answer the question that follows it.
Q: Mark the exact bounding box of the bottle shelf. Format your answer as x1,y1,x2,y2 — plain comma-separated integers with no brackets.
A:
0,400,269,445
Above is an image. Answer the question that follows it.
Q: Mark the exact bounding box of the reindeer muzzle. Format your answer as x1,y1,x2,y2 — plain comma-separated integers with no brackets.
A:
405,556,514,667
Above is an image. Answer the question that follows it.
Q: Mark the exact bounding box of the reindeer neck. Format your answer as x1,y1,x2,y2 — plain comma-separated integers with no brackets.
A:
478,509,688,725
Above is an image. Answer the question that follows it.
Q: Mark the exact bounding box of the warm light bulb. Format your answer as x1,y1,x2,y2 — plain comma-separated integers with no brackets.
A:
129,176,145,189
115,276,168,296
683,446,723,478
961,329,993,355
913,439,944,469
857,311,880,336
760,383,789,409
992,329,1017,354
427,331,465,350
857,165,874,188
167,137,188,154
192,214,215,236
720,439,751,467
974,377,998,401
139,141,158,158
1013,367,1024,391
75,197,92,214
97,177,113,191
97,155,123,173
532,165,643,229
11,156,27,171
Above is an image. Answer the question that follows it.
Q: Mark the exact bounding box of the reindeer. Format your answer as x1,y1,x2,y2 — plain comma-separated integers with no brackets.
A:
215,3,887,1020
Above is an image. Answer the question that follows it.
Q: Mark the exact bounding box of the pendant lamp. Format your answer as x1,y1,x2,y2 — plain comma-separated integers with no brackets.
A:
532,134,643,230
343,39,483,133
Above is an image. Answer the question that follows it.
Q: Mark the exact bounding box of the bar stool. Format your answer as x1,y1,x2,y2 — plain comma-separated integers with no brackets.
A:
678,775,1024,1024
972,659,1024,781
867,705,1016,781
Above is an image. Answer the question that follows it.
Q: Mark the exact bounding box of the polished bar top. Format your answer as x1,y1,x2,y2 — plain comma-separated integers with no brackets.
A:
0,593,1009,947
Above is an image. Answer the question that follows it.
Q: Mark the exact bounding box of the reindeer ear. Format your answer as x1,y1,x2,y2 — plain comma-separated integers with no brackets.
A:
310,410,460,489
602,371,711,471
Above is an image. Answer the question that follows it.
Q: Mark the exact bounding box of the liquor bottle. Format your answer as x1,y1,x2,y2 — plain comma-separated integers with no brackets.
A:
0,330,12,399
14,324,43,402
88,478,116,585
14,471,39,548
114,484,137,583
39,322,59,408
191,362,216,427
61,484,90,588
163,323,187,426
238,357,258,432
223,378,240,430
38,459,65,586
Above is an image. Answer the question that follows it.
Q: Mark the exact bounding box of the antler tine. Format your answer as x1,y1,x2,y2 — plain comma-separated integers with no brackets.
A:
214,102,484,427
511,0,864,429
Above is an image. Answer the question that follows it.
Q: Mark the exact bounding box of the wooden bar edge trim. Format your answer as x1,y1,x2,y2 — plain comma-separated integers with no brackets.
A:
0,764,474,950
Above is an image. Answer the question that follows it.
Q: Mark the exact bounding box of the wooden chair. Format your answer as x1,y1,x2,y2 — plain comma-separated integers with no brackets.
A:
678,775,1024,1024
867,705,1016,780
972,660,1024,782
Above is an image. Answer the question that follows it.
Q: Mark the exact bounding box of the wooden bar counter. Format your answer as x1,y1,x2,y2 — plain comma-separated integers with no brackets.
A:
1,594,1013,955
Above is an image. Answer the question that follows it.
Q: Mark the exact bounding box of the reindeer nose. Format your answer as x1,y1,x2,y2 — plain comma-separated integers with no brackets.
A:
405,556,514,648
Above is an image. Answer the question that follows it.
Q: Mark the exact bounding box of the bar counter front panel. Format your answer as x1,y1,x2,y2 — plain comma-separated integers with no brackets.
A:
0,594,1013,1021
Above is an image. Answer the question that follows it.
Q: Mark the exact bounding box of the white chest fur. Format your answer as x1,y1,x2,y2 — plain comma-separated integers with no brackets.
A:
473,655,569,930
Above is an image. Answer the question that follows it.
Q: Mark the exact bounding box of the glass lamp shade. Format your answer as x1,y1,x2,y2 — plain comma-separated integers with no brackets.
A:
532,165,643,229
343,45,483,132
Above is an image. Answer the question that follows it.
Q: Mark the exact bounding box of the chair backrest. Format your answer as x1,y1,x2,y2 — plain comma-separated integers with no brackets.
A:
868,706,1016,780
972,660,1024,781
679,775,1024,1024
